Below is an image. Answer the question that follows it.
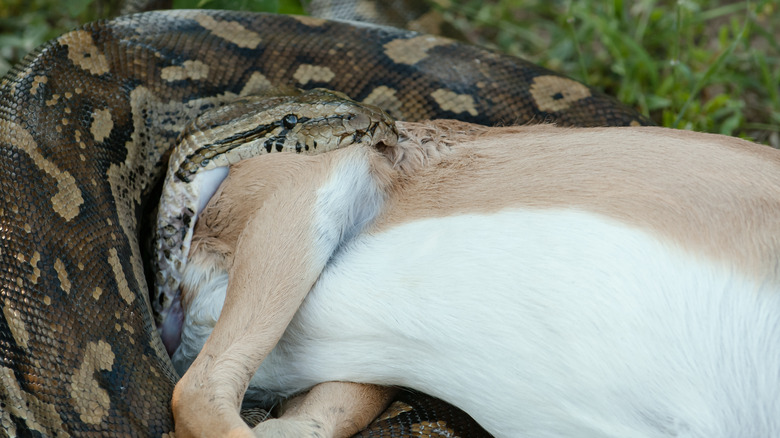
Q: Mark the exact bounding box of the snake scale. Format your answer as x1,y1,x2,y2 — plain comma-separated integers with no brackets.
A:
0,9,651,437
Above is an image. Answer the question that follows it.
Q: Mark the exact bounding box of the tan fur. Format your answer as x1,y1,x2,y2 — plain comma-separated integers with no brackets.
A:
256,383,397,437
173,148,398,438
173,120,780,437
379,121,780,284
173,152,333,437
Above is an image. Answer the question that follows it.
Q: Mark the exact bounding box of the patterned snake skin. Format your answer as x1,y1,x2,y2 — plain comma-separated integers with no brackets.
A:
0,9,651,437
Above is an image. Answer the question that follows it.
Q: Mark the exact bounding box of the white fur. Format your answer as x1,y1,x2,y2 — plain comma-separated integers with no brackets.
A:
176,207,780,438
192,166,229,216
312,147,387,263
172,269,228,375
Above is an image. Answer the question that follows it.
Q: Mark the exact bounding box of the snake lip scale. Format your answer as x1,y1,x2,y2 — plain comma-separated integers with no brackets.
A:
0,9,648,436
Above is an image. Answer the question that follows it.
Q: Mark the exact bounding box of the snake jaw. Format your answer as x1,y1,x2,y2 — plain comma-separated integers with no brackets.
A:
160,294,184,356
153,164,229,332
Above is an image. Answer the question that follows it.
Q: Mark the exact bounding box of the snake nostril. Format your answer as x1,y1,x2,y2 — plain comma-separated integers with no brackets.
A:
282,114,298,130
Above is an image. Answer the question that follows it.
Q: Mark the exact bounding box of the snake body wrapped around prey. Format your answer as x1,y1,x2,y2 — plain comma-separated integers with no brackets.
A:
0,9,650,436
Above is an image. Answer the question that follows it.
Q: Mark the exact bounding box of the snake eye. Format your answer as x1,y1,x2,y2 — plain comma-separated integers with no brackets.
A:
282,114,298,130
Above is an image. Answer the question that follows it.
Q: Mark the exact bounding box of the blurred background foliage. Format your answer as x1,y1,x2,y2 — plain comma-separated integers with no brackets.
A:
0,0,777,146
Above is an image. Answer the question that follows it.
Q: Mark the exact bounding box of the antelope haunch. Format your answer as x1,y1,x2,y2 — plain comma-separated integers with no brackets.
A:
171,120,780,438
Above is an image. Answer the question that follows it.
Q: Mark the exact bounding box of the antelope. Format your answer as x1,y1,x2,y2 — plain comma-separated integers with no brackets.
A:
169,118,780,437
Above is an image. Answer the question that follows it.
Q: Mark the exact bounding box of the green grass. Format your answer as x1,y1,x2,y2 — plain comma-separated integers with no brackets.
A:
436,0,780,146
1,0,777,146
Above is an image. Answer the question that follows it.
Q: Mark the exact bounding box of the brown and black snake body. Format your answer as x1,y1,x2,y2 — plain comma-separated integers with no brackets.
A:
0,9,650,436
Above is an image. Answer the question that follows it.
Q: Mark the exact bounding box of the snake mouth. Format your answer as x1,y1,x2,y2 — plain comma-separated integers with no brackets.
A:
160,294,184,357
152,164,230,354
